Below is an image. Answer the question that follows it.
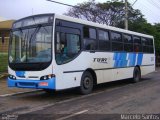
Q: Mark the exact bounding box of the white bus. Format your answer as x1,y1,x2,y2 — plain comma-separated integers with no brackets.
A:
8,14,155,94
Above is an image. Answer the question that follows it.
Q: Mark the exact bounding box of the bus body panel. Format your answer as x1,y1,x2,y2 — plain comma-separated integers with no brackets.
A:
8,64,53,79
8,63,55,89
54,52,155,90
8,13,155,91
8,52,155,90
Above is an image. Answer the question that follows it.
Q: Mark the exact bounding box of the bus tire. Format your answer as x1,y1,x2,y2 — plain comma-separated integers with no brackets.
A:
133,67,141,83
79,71,93,95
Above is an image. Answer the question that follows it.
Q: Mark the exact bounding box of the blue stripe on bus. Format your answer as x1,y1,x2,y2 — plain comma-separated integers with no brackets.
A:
114,52,143,68
137,53,143,65
128,53,136,66
113,53,118,67
121,53,127,67
8,77,55,90
114,53,127,68
16,71,26,77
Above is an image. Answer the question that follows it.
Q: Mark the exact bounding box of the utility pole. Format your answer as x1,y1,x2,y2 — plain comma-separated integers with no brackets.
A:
125,0,128,30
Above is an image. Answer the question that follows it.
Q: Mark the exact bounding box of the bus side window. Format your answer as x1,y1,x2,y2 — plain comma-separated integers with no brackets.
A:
98,30,110,51
84,40,96,50
123,34,133,52
133,36,142,52
111,32,123,51
142,37,154,53
83,26,97,50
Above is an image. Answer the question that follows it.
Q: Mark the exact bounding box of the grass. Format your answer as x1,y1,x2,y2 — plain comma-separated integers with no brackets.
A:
0,53,8,73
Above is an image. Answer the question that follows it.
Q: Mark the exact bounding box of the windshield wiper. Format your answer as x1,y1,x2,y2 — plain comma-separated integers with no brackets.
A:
26,24,42,62
29,24,42,43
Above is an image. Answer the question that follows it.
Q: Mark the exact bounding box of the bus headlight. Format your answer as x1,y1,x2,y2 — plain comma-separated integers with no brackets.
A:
9,75,16,80
40,74,55,80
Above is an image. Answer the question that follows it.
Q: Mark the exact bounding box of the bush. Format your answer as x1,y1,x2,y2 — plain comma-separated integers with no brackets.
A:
0,53,8,73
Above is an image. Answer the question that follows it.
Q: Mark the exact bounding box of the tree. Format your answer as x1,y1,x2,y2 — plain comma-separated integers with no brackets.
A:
154,23,160,33
65,0,160,53
129,22,160,53
65,0,146,29
154,24,160,54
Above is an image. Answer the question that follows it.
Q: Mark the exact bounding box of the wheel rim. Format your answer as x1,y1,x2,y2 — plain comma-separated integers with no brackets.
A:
83,77,91,89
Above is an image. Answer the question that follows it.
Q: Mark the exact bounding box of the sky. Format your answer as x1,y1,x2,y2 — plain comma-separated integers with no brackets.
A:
0,0,160,24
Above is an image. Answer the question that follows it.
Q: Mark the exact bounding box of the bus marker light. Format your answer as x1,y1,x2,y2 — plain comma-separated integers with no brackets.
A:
39,82,48,86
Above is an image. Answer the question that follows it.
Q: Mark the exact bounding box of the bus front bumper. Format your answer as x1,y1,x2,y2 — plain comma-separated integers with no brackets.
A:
8,78,55,90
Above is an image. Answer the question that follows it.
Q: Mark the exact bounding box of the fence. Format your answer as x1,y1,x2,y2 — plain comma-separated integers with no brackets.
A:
0,37,9,74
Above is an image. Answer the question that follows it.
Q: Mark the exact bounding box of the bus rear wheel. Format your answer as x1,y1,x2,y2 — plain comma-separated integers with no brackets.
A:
79,71,93,95
133,67,141,83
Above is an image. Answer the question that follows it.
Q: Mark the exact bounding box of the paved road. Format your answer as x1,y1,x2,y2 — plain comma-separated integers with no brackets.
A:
0,78,34,96
0,68,160,120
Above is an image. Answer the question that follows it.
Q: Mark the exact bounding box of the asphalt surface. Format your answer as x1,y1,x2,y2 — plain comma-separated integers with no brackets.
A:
0,68,160,120
0,77,34,96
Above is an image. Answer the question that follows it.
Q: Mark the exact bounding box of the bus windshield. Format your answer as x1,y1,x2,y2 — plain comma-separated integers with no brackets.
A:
9,25,52,63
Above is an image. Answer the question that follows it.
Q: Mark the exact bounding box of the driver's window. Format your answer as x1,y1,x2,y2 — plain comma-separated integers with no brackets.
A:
56,32,66,54
56,32,80,65
66,34,80,55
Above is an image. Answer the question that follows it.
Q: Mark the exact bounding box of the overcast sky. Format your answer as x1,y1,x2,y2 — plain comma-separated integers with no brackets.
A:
0,0,160,24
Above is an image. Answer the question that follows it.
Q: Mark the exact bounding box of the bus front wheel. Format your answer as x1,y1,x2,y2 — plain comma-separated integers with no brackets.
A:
133,67,141,83
79,71,93,95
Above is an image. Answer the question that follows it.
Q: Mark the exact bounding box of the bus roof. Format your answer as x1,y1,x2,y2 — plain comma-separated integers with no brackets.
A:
14,13,153,39
55,14,154,39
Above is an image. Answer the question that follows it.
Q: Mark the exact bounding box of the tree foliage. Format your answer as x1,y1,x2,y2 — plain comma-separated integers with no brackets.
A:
65,0,160,53
65,0,145,28
129,22,160,53
153,24,160,53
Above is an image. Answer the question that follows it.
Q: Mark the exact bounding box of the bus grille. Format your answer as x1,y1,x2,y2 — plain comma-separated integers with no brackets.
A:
18,82,37,87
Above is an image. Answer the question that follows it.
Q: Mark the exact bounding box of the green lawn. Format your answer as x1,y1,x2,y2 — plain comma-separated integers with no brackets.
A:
0,53,8,73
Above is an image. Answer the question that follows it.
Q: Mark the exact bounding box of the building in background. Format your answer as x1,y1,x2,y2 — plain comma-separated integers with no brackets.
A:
0,18,15,73
0,19,15,53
